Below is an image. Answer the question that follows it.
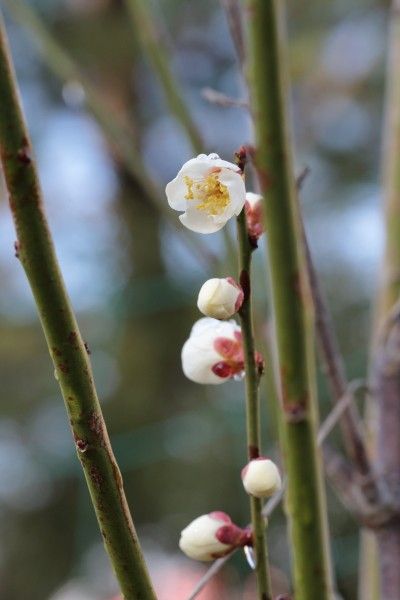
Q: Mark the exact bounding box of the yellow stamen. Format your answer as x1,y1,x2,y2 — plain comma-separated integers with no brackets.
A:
184,172,230,216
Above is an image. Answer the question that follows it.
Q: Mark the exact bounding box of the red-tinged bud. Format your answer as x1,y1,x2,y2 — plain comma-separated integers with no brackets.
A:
179,512,252,562
245,192,264,243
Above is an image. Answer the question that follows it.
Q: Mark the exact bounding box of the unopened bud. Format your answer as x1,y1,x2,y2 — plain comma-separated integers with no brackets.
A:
241,457,282,498
197,277,244,319
245,192,264,242
179,511,251,561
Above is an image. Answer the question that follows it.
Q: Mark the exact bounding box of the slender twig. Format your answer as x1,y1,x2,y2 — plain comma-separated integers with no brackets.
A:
2,0,217,269
186,382,360,600
237,209,272,600
245,1,334,597
299,200,374,489
220,0,246,70
123,0,203,155
201,87,248,109
0,13,156,600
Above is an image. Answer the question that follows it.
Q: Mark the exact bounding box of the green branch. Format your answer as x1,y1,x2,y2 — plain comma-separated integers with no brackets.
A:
237,210,272,600
0,13,156,600
377,0,400,322
124,0,203,155
245,1,334,598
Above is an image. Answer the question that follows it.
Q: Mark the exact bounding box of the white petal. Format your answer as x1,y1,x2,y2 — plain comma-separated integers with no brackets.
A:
218,169,246,215
165,176,190,211
179,211,225,234
181,337,223,384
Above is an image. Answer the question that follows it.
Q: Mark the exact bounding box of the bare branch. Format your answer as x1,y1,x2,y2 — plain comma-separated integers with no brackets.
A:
298,191,374,484
220,0,246,69
201,87,248,109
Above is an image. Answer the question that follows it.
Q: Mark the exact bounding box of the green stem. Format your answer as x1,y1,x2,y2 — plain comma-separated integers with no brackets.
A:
237,210,272,600
2,0,216,270
124,0,203,155
245,1,334,598
376,0,400,322
0,13,156,600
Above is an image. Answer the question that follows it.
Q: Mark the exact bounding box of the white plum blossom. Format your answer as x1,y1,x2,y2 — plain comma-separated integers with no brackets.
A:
181,317,244,384
197,277,244,319
245,192,264,242
179,512,251,561
241,457,282,498
166,153,246,233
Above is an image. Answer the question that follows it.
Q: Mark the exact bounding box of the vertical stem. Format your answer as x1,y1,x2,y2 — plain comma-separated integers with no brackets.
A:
124,0,203,154
237,210,273,600
376,0,400,322
0,13,156,600
245,1,334,598
373,313,400,599
364,2,400,596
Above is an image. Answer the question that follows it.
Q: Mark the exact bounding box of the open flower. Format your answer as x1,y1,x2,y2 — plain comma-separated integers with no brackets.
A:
179,512,251,561
245,192,264,242
241,457,282,498
181,317,244,384
166,153,246,233
197,277,244,319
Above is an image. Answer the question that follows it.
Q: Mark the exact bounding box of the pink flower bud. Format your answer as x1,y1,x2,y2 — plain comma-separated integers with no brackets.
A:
245,192,264,243
241,457,282,498
181,318,244,384
181,318,264,384
179,512,252,561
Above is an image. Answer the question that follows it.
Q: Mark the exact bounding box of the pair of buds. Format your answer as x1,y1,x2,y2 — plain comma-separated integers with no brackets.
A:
180,458,281,562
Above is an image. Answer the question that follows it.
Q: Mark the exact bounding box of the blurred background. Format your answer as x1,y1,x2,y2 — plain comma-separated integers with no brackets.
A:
0,0,387,598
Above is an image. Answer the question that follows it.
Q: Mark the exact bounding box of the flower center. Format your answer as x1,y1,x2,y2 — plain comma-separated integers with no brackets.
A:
184,171,230,216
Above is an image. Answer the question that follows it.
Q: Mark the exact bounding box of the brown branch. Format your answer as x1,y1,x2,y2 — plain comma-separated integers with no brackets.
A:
372,306,400,597
298,191,376,497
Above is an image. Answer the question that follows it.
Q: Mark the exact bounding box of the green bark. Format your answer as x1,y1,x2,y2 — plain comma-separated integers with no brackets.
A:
0,13,156,600
245,1,334,598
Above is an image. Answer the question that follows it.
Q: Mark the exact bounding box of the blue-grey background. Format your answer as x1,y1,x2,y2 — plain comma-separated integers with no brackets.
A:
0,0,385,598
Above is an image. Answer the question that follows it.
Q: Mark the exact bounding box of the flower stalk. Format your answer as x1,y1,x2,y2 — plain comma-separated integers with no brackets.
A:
236,208,272,600
245,1,334,598
0,13,156,600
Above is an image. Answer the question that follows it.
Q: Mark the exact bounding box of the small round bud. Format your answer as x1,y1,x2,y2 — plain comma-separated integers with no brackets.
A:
179,511,251,561
197,277,244,319
241,457,282,498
